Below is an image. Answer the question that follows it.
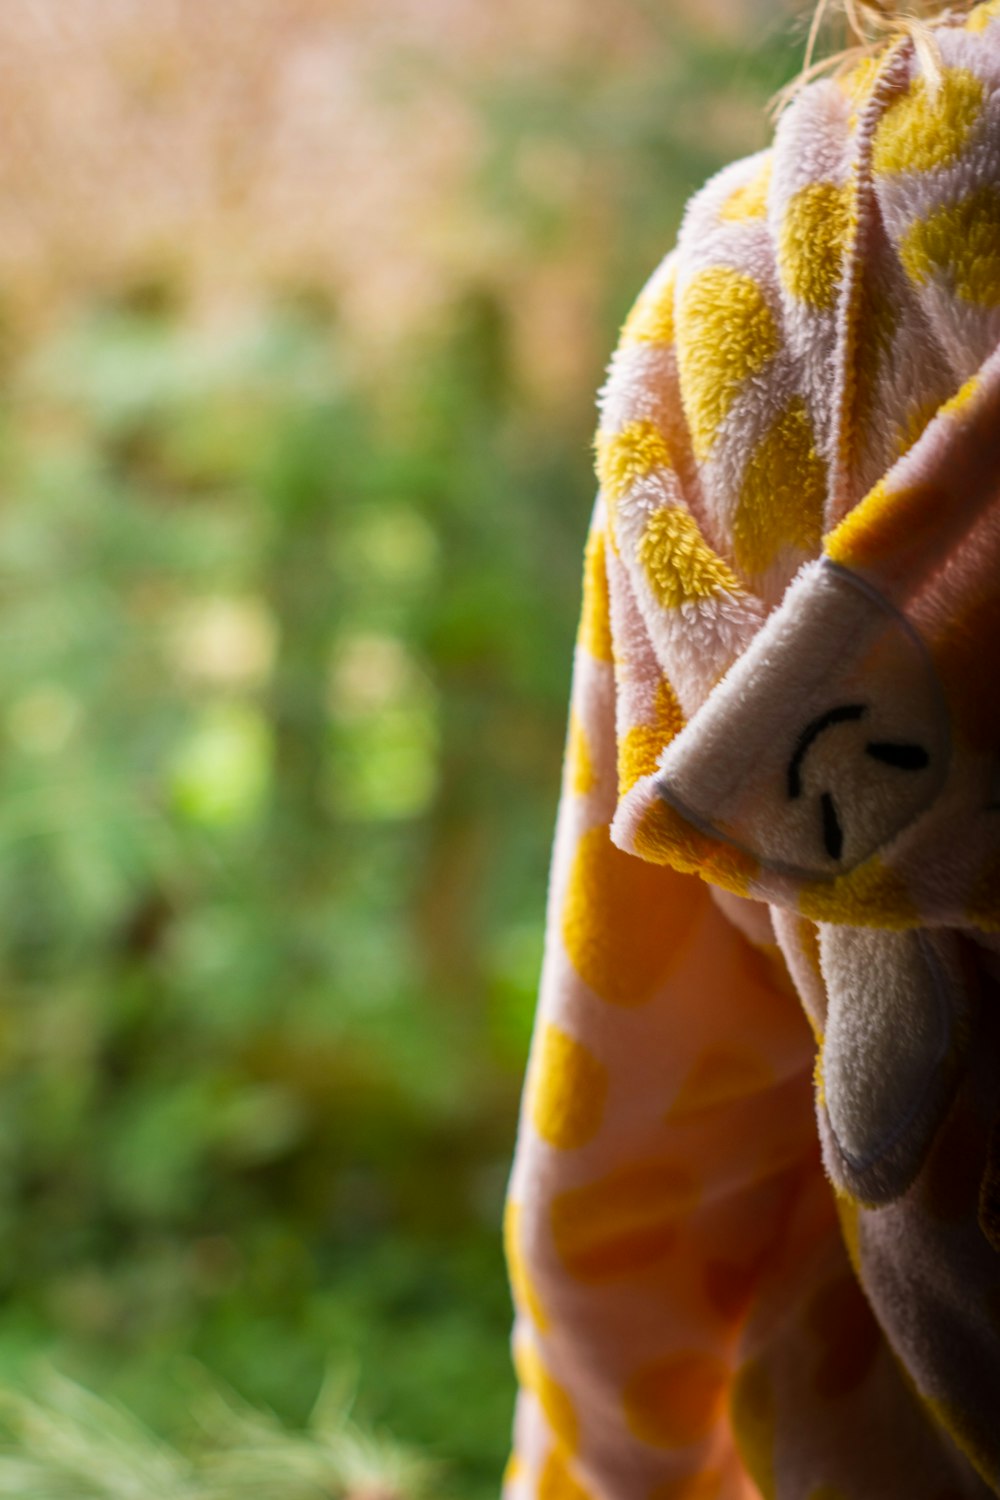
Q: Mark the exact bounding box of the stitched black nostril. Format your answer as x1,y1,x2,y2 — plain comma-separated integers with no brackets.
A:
821,791,844,860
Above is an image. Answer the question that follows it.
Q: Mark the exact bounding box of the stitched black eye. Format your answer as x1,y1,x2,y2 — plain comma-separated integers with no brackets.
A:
865,742,930,771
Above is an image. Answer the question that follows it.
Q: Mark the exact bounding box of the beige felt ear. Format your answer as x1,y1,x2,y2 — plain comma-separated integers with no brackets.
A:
816,925,973,1204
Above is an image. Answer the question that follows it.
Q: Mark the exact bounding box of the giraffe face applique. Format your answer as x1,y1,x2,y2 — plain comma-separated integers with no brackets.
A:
654,561,950,883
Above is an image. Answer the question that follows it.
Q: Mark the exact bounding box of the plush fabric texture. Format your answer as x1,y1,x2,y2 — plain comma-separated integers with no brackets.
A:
504,11,1000,1499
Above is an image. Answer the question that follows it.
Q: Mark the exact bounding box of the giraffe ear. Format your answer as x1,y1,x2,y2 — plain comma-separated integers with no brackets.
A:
815,925,974,1204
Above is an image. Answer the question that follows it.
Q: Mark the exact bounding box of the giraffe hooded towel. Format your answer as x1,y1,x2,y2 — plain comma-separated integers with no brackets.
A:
504,10,1000,1499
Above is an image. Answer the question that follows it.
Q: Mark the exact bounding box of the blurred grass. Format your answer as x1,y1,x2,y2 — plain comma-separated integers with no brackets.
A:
0,4,801,1495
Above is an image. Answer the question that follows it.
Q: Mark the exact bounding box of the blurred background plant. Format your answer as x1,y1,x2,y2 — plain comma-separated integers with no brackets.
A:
0,2,799,1494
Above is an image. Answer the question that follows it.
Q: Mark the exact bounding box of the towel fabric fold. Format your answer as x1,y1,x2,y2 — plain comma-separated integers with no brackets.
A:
504,10,1000,1498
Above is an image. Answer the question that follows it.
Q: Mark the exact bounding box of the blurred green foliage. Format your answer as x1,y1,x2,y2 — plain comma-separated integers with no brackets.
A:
0,11,798,1497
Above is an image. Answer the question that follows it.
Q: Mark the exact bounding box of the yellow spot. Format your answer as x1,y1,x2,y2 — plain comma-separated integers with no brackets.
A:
779,181,853,310
595,420,672,514
514,1338,579,1451
966,0,1000,29
720,156,772,222
798,856,917,927
705,1255,764,1323
871,67,983,176
640,507,742,609
621,264,678,346
835,1192,862,1277
924,1395,995,1487
668,1046,774,1121
578,526,614,663
538,1448,594,1500
551,1160,699,1281
825,474,944,572
813,1050,827,1110
900,185,1000,305
567,712,597,797
502,1451,522,1489
894,393,942,459
649,1475,723,1500
529,1022,608,1151
839,54,880,107
504,1200,550,1331
633,799,757,899
730,1360,776,1500
940,371,982,417
562,823,703,1006
677,267,780,460
623,1351,728,1448
732,397,826,576
617,678,685,795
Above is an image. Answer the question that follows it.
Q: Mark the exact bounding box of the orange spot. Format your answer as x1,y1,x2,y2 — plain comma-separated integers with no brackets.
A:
551,1161,699,1281
704,1257,763,1322
806,1274,880,1399
730,1360,776,1500
514,1337,579,1452
504,1200,549,1331
578,527,614,663
529,1023,608,1151
538,1448,594,1500
623,1352,728,1448
649,1471,723,1500
668,1046,773,1122
561,824,702,1006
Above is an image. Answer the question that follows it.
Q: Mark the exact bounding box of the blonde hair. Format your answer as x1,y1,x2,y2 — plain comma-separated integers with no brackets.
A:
775,0,977,113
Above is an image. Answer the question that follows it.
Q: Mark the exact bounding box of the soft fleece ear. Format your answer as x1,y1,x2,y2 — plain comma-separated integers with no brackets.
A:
815,925,973,1204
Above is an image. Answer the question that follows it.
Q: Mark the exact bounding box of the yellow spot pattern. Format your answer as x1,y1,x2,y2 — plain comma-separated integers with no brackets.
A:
640,507,742,610
667,1045,774,1121
562,823,703,1006
871,67,984,177
538,1448,595,1500
677,267,780,460
798,855,917,927
514,1338,579,1452
623,1351,728,1448
732,397,826,576
551,1160,699,1282
621,265,678,346
617,678,685,795
504,1200,550,1331
530,1022,609,1151
966,0,1000,30
578,526,614,663
720,156,773,222
596,419,673,515
730,1359,777,1500
900,185,1000,305
778,181,852,310
633,799,758,898
567,711,597,797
